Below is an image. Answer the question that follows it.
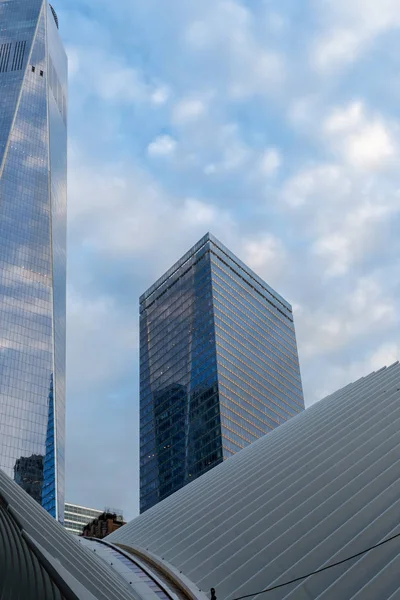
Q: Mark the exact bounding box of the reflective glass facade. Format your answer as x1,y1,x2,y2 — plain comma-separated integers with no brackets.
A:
140,233,304,512
0,0,67,521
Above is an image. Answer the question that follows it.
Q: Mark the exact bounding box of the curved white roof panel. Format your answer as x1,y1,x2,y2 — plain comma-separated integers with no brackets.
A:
0,460,205,600
0,466,139,600
109,363,400,600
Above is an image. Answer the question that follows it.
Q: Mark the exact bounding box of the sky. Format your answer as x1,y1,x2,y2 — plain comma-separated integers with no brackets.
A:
59,0,400,519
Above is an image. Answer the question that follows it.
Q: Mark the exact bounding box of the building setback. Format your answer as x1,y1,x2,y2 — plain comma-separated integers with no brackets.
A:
139,233,304,512
0,0,67,521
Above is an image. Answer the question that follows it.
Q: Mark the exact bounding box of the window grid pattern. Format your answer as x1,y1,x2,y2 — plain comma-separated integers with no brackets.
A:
0,43,12,72
210,247,304,452
140,248,222,512
10,39,26,71
64,503,103,535
140,235,304,513
0,0,67,521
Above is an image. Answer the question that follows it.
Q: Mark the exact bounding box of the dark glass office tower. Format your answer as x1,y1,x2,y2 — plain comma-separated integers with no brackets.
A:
0,0,67,521
140,233,304,512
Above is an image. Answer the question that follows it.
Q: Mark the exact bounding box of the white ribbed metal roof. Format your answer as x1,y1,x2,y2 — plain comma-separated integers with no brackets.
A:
0,463,203,600
109,362,400,600
0,467,139,600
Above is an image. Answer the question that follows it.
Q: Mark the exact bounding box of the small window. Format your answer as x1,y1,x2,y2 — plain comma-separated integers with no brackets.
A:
40,70,43,76
31,66,35,72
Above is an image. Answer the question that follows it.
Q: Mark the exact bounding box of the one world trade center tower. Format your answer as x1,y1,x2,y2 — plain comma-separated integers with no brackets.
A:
0,0,67,521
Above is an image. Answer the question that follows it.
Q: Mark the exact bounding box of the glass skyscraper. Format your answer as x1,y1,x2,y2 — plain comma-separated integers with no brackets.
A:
0,0,67,521
140,233,304,512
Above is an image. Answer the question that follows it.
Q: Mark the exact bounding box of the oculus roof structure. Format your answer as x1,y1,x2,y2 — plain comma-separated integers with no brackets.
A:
1,362,400,599
108,362,400,600
0,464,204,600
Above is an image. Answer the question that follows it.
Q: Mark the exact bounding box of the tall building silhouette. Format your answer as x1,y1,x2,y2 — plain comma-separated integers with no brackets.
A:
140,233,304,512
0,0,67,521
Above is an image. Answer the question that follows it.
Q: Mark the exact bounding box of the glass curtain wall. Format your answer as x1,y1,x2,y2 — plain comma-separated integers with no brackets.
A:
0,0,67,521
139,234,304,513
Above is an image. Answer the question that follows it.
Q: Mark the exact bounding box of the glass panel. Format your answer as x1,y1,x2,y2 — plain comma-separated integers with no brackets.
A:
0,0,67,522
139,236,305,513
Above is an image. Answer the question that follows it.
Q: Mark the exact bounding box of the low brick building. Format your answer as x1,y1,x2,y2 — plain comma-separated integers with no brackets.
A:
81,511,126,539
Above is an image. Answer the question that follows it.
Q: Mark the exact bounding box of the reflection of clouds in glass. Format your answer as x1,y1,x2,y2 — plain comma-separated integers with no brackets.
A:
0,263,51,288
0,1,67,520
23,154,47,169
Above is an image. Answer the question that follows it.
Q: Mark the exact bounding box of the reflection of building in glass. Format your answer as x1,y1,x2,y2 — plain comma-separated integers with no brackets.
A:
64,503,103,536
140,233,305,512
42,374,56,516
0,0,67,521
153,384,188,500
13,454,44,504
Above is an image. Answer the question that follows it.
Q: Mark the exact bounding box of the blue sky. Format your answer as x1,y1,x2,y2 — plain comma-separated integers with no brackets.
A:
59,0,400,518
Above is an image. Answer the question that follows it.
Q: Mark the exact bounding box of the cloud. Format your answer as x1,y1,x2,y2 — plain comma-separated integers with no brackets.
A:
182,197,231,227
314,0,400,70
183,0,285,98
313,200,393,277
258,148,281,176
324,102,397,170
61,0,400,516
150,86,170,105
198,122,254,175
241,234,286,280
172,96,208,124
314,342,400,403
67,290,137,389
68,45,158,105
282,164,351,208
297,275,397,360
68,155,236,261
147,134,177,157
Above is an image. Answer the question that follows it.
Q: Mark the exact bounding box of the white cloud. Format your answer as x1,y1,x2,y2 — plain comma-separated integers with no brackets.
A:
313,201,392,277
314,0,400,70
313,342,400,403
68,295,126,375
182,198,219,226
147,135,177,157
282,164,351,208
314,28,364,71
67,290,137,387
172,96,207,124
324,102,397,170
184,0,285,98
150,86,170,105
345,123,395,170
63,0,400,513
367,343,400,370
67,43,168,107
298,276,397,359
313,233,350,277
192,122,253,175
68,157,235,259
258,148,281,176
221,140,250,170
241,234,286,281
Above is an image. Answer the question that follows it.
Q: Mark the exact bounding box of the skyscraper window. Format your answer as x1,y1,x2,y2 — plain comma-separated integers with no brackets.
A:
0,0,67,521
139,233,304,512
